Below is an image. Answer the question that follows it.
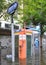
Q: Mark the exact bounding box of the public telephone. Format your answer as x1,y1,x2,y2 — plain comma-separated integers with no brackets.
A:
14,29,40,64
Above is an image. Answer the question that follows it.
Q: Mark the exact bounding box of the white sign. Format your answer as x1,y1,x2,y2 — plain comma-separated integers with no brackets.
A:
23,35,26,40
19,35,26,40
19,35,23,40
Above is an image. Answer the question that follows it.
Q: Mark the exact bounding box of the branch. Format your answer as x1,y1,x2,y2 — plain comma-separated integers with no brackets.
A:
0,14,4,18
0,10,7,18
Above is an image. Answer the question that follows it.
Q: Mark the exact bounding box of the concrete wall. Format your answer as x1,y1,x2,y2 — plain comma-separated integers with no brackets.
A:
0,36,11,47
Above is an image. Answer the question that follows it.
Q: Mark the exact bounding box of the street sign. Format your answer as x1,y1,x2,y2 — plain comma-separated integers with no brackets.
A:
7,2,18,62
7,2,18,14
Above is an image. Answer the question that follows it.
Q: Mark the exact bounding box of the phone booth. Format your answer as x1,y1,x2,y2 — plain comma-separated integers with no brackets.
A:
14,29,33,61
19,29,26,59
32,31,41,65
14,28,40,64
15,29,26,61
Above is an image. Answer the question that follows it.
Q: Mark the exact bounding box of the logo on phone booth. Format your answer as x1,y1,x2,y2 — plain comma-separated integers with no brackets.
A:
34,38,39,48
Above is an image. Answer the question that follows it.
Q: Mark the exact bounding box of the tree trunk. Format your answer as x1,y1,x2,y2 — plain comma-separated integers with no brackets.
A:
40,23,43,61
40,35,42,55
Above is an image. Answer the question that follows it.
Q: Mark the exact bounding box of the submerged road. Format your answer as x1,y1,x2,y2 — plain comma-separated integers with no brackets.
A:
1,35,46,65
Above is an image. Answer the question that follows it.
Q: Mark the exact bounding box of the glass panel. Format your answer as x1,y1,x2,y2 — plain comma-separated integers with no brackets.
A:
26,35,31,58
15,35,19,60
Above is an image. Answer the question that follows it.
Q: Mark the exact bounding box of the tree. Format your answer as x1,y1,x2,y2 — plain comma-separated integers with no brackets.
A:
22,0,46,60
23,0,46,25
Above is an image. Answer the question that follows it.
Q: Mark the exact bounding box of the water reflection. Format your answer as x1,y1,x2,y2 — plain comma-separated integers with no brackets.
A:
1,57,46,65
0,53,1,65
1,45,46,65
5,59,26,65
19,59,26,65
0,54,1,64
12,63,15,65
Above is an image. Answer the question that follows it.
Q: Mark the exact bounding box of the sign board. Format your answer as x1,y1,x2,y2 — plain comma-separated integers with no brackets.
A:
7,2,18,14
19,35,26,40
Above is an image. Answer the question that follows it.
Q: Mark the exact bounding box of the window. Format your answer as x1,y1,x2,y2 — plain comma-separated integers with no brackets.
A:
5,24,11,29
14,25,19,29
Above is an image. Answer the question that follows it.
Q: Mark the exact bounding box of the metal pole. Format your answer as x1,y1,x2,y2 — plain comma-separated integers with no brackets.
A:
11,14,15,62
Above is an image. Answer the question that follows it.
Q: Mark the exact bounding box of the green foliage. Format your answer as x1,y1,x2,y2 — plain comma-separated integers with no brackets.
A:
0,0,9,18
23,0,46,24
0,0,6,13
43,25,46,32
21,0,46,34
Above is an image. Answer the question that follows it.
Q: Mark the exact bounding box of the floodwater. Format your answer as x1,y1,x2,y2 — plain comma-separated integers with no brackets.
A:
1,47,46,65
1,36,46,65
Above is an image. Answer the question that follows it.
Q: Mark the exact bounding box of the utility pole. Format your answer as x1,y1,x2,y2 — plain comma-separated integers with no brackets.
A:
7,2,18,62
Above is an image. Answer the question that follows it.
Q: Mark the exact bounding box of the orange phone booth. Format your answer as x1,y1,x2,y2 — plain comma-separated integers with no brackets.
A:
19,29,26,59
14,28,40,64
14,29,33,60
15,29,26,60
